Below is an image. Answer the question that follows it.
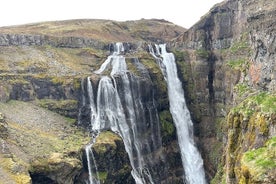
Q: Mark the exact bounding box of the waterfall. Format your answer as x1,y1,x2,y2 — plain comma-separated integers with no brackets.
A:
150,44,206,184
82,42,163,184
85,77,100,184
85,143,100,184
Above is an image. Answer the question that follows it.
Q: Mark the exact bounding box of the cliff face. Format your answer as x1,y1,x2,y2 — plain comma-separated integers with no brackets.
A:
0,19,184,183
171,0,275,183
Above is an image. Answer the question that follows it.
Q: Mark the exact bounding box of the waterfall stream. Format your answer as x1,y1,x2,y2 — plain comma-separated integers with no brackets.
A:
81,42,206,184
83,43,164,184
150,44,207,184
85,143,100,184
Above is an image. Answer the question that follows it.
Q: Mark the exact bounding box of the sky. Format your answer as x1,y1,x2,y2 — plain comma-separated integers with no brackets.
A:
0,0,223,28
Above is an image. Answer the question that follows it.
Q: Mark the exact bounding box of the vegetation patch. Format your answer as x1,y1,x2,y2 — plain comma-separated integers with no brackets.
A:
234,83,251,97
226,58,246,70
196,49,210,59
230,40,249,54
36,99,78,118
93,131,121,154
98,171,108,181
159,110,175,144
241,137,276,182
172,50,189,62
232,92,276,116
0,153,31,184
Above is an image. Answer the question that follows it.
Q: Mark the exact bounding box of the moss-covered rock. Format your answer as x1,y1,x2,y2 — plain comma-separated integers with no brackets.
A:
30,152,82,184
36,99,78,118
159,110,176,144
83,131,134,184
240,137,276,184
221,92,276,183
139,52,169,111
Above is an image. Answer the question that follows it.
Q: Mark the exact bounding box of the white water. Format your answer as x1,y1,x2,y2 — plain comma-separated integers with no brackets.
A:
90,43,155,184
85,78,100,184
150,44,206,184
85,143,100,184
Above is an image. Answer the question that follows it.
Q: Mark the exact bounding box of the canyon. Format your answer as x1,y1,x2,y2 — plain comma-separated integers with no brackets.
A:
0,0,275,183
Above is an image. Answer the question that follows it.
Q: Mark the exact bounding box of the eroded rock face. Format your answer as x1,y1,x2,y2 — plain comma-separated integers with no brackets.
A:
30,152,83,184
170,0,275,183
80,131,134,184
0,34,108,49
78,54,184,183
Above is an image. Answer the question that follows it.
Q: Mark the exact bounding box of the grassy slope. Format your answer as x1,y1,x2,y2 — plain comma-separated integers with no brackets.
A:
0,19,186,77
0,101,90,183
0,19,186,42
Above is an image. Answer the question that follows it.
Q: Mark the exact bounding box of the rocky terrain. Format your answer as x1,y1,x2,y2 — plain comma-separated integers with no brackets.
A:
0,0,275,183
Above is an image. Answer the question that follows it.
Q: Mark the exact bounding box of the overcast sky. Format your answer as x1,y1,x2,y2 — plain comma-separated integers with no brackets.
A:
0,0,223,28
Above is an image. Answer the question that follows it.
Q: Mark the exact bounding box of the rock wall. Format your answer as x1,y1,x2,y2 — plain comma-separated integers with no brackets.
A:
78,50,184,183
171,0,275,183
0,34,108,49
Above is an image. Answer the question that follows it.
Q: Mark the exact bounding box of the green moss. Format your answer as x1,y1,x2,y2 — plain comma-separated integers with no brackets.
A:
0,153,31,183
196,49,210,59
230,40,249,54
126,58,140,76
173,50,189,62
211,163,226,184
73,78,81,90
234,84,251,96
1,75,29,85
227,59,246,70
241,137,276,180
37,99,78,117
232,92,276,116
51,76,66,85
93,131,121,154
30,152,82,174
159,110,175,143
98,171,108,181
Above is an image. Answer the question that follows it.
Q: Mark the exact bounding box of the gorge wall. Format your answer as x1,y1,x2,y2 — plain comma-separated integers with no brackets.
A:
171,0,275,183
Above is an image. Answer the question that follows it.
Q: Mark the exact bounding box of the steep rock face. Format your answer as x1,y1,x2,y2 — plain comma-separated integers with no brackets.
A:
82,131,134,183
171,0,275,183
78,49,184,183
224,101,275,184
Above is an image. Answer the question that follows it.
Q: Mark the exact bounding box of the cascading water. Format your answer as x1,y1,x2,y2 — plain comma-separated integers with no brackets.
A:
85,143,100,184
149,44,207,184
85,77,100,184
82,42,164,184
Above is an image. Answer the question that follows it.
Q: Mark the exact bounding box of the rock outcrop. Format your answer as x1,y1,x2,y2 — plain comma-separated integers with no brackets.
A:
170,0,275,183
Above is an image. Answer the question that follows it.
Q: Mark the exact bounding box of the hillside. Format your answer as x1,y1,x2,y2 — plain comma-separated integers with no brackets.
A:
0,19,186,43
0,19,185,78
